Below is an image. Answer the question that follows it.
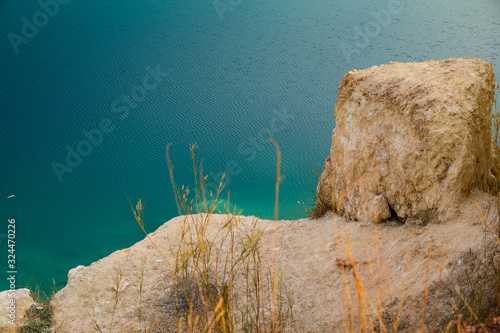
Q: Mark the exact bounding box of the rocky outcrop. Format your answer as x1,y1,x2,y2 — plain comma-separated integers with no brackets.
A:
318,58,496,224
44,196,497,332
0,288,35,332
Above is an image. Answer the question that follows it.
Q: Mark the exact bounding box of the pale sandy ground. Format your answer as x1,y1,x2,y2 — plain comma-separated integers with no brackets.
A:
48,189,498,332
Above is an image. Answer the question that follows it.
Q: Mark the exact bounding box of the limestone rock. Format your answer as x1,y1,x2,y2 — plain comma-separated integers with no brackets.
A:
490,140,500,193
318,58,496,223
17,200,499,332
365,195,391,223
67,265,85,282
0,288,36,332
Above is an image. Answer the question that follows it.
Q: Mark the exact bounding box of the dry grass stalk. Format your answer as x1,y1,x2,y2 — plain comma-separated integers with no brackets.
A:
123,144,293,332
269,138,281,221
166,143,182,216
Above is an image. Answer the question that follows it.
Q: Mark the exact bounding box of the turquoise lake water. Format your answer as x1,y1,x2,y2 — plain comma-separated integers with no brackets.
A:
0,0,499,293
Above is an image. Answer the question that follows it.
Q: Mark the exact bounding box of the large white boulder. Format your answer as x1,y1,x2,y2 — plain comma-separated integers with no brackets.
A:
318,58,496,223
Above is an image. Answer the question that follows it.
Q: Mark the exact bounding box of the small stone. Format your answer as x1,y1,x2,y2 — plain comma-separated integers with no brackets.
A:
0,288,36,329
366,195,391,223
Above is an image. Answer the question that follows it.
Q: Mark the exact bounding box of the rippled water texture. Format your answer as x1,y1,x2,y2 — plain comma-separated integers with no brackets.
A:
0,0,499,291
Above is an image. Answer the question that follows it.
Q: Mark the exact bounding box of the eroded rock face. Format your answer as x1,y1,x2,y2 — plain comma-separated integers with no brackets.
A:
13,200,499,332
318,58,496,224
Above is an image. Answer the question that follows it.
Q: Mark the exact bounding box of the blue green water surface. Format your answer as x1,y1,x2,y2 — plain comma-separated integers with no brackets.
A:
0,0,499,292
